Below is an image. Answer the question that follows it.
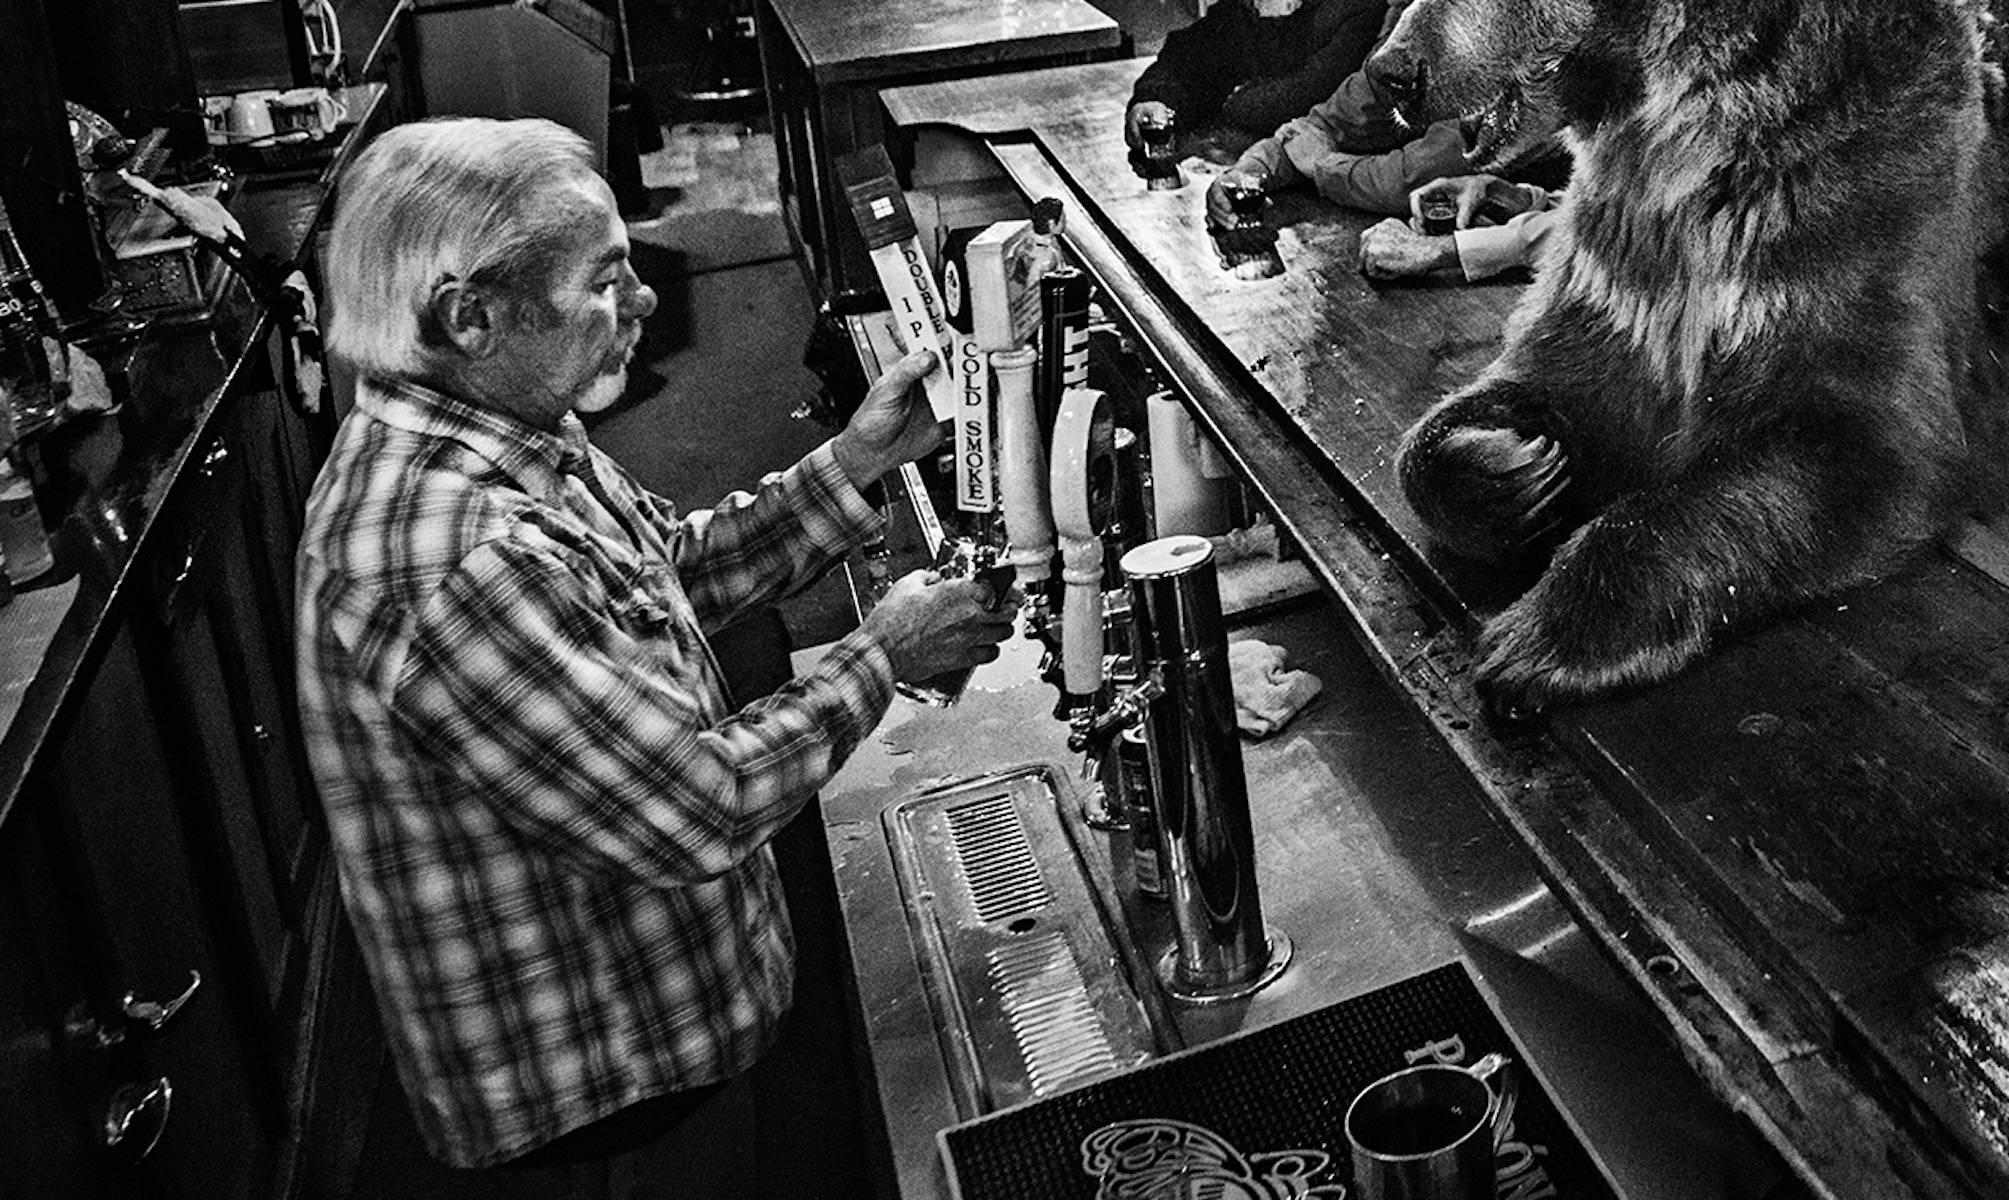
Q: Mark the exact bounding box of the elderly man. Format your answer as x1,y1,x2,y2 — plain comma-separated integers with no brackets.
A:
297,117,1013,1196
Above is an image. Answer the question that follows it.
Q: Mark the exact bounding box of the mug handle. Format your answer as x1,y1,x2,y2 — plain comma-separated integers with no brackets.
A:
318,90,348,129
1463,1052,1519,1152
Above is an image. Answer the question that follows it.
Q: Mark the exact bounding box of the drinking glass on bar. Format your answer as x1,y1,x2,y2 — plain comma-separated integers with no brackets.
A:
1137,109,1185,191
1419,196,1458,236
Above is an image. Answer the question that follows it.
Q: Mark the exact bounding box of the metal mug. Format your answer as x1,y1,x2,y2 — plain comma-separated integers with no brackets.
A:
1344,1052,1516,1200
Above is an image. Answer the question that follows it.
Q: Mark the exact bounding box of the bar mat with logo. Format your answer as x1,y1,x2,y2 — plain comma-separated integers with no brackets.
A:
939,958,1618,1200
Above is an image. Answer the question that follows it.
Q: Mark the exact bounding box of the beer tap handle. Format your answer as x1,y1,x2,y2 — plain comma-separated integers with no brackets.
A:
1058,536,1103,696
1051,386,1108,698
991,346,1051,591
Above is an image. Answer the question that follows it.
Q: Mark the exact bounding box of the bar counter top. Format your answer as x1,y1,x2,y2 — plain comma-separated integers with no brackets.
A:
807,592,1790,1200
866,58,2009,1199
763,0,1120,86
0,85,386,827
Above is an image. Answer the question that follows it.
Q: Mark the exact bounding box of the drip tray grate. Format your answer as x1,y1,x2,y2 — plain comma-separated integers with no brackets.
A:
886,765,1161,1117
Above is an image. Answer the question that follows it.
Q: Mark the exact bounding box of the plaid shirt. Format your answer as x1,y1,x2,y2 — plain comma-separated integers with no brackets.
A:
296,375,895,1167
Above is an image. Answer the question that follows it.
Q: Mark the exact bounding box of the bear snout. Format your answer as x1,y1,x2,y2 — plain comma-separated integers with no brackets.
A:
1365,43,1429,128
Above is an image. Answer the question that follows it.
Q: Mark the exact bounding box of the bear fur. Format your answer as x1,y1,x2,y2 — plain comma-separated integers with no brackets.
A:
1373,0,2009,716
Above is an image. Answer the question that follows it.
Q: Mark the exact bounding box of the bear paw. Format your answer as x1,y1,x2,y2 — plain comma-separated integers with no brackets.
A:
1473,557,1710,720
1405,426,1573,566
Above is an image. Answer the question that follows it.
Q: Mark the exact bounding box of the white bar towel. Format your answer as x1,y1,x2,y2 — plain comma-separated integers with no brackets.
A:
1227,638,1322,738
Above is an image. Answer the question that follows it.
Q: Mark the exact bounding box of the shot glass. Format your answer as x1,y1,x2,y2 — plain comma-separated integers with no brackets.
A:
1419,196,1458,236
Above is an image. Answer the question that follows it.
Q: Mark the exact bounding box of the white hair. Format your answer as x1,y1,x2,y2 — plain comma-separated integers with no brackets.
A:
323,117,600,379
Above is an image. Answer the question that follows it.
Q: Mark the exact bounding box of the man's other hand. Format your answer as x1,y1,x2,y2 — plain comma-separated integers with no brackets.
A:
1204,169,1266,231
1357,217,1459,279
862,570,1018,682
1408,174,1532,230
1125,101,1175,150
832,349,942,491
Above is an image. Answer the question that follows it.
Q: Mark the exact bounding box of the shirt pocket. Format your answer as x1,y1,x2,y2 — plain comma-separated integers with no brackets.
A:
605,559,707,680
523,510,707,691
523,510,662,631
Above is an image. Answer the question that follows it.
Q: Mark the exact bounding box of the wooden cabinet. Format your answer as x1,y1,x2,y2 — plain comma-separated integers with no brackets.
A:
0,4,400,1189
0,339,378,1200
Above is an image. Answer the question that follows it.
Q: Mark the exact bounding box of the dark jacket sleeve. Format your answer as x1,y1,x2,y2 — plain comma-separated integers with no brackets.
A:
1216,0,1386,134
1128,6,1247,119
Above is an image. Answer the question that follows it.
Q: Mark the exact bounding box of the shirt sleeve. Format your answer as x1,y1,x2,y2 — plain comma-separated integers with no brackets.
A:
626,439,884,633
1454,206,1562,281
391,534,897,888
1297,63,1414,153
1279,117,1470,215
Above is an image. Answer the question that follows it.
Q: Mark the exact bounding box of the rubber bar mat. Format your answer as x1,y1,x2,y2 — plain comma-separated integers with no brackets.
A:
940,958,1618,1200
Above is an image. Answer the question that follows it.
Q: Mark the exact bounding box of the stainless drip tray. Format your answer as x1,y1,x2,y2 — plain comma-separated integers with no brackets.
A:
884,765,1164,1117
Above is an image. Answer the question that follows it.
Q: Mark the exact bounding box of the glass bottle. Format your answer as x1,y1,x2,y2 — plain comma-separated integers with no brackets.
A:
0,456,52,584
0,319,56,443
0,194,71,436
1025,197,1067,283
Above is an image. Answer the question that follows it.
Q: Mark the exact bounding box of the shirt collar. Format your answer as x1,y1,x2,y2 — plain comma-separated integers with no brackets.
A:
356,375,594,499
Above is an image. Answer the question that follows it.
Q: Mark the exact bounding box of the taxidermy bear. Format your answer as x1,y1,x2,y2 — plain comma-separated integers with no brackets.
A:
1375,0,2009,715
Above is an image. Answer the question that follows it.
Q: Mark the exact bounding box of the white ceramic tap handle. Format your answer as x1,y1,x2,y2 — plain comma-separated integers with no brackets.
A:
992,347,1051,585
1051,386,1106,697
1146,389,1230,537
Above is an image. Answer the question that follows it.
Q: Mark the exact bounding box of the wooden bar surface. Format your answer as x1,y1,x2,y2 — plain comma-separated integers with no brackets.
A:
885,59,2009,1198
763,0,1120,87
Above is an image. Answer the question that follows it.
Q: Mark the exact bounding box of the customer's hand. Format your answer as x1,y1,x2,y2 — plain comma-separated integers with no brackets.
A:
120,170,246,246
1408,174,1531,230
862,570,1018,683
1204,169,1267,231
832,349,942,490
1125,101,1176,149
1358,217,1459,279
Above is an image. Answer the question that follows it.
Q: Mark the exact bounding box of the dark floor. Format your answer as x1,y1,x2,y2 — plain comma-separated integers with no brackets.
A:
345,3,1196,1194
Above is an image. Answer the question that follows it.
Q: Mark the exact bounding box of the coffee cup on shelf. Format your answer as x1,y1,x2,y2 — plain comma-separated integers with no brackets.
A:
268,88,348,139
225,89,281,142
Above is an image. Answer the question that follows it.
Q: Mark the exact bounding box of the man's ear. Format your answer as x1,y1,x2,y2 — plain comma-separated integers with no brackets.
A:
427,279,499,358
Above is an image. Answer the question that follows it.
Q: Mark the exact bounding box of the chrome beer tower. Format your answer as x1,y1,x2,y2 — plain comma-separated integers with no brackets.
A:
1077,532,1291,1003
1038,380,1290,1004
